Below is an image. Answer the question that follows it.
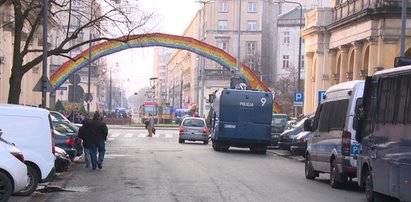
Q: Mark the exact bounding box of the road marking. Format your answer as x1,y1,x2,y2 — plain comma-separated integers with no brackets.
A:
138,133,147,138
165,134,173,138
124,133,133,138
110,133,120,138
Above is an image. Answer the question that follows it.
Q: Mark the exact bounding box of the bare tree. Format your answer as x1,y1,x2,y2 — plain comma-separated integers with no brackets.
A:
272,63,300,115
0,0,157,104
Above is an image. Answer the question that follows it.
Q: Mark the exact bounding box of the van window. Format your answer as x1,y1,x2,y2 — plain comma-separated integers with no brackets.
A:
318,99,349,132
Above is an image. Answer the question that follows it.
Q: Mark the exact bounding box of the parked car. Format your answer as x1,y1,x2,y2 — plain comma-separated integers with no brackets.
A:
290,131,311,157
278,115,313,150
0,129,28,201
270,114,288,146
54,130,77,161
0,104,55,196
55,147,71,172
52,119,83,157
179,117,209,144
304,80,364,188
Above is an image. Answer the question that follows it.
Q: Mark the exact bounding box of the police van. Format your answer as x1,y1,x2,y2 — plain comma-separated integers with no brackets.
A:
304,80,364,188
209,88,273,154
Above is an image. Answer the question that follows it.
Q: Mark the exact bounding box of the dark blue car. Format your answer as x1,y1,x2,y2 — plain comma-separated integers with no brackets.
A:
54,130,77,161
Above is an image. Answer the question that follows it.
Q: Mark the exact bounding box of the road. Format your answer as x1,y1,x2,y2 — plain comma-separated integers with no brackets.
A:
12,126,366,202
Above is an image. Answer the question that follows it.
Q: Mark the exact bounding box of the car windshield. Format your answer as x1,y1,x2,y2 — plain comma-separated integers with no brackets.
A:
182,119,205,127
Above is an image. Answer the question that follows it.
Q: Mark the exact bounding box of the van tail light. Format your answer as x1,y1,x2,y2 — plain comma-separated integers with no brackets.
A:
65,138,73,147
342,131,351,156
77,137,82,143
11,152,25,163
179,127,184,133
51,130,55,155
298,138,305,143
202,128,208,136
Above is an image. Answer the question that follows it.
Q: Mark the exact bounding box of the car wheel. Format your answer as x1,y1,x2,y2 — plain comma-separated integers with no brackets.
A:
0,172,12,202
16,165,38,196
305,154,317,180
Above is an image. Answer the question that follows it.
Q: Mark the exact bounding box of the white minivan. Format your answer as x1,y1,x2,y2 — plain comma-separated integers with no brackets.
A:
304,80,364,188
0,129,28,201
0,104,55,196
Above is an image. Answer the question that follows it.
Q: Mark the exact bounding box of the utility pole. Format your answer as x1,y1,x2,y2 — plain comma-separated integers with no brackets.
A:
41,0,48,108
236,0,242,77
87,0,93,113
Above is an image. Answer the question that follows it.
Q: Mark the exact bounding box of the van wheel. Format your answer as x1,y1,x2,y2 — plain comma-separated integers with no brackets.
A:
212,141,220,151
0,172,12,201
365,169,380,202
16,165,38,196
305,154,317,180
330,160,344,188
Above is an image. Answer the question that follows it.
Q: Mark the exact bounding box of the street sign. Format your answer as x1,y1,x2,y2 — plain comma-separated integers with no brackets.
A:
57,86,67,90
293,92,303,106
318,90,326,106
33,76,54,92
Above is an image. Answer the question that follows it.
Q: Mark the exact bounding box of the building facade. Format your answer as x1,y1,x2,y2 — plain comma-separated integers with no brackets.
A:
302,0,411,114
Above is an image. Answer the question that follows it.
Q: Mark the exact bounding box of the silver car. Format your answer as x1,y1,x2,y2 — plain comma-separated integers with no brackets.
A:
178,117,209,144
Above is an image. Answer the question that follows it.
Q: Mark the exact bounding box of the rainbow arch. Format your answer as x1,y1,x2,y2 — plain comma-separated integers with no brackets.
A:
50,33,282,112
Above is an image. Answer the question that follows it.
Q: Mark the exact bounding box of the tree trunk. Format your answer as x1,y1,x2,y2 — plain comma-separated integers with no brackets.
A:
8,64,23,104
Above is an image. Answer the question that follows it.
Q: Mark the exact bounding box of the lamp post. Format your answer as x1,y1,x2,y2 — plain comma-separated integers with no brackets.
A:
236,0,242,77
196,0,213,117
87,0,94,113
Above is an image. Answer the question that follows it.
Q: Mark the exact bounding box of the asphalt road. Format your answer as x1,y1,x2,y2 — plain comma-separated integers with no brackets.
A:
11,126,367,202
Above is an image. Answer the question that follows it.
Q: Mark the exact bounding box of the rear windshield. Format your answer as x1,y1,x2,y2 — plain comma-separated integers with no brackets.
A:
183,119,205,127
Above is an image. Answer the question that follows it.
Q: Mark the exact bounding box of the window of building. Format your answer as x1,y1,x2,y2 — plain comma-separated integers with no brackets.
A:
248,58,256,70
301,55,305,70
218,1,228,13
217,41,229,51
248,2,257,13
246,41,257,54
73,0,81,6
282,55,289,68
283,31,290,45
247,20,257,31
70,15,81,28
218,20,228,31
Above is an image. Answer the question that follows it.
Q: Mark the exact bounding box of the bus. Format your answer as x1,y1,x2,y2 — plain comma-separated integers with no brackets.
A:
139,101,158,123
355,59,411,202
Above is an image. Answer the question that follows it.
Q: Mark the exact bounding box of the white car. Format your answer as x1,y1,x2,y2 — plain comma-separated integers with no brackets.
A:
0,129,28,201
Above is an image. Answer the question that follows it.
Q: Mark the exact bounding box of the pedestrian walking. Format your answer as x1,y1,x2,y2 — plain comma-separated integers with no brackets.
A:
77,115,97,168
88,111,108,170
146,114,155,137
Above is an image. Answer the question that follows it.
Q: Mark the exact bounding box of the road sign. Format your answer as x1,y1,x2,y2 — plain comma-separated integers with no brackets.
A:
57,86,67,90
318,90,326,105
293,92,303,106
33,76,54,92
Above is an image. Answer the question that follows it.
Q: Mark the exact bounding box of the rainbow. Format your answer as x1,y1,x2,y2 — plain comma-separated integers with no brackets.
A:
50,33,282,113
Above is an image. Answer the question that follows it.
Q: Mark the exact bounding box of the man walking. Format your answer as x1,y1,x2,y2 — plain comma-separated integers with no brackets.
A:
147,114,155,137
88,111,108,170
78,115,96,168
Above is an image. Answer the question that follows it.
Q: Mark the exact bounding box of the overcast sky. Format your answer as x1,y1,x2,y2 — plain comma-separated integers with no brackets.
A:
108,0,200,97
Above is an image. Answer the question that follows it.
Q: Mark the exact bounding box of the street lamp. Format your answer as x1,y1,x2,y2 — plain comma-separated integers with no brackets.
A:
87,0,94,114
195,0,214,117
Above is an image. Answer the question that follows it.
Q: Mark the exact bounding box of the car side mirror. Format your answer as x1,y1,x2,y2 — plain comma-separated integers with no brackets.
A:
303,119,313,132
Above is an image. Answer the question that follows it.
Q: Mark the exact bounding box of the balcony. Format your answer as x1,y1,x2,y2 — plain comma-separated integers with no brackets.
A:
332,0,405,24
205,69,233,80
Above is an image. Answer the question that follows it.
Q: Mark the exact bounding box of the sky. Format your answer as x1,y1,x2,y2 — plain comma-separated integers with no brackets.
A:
107,0,200,97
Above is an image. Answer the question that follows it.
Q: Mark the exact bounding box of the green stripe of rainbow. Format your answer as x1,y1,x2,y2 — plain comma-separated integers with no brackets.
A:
50,33,282,112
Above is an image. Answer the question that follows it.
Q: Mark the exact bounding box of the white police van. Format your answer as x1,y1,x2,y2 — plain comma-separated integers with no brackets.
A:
304,80,364,188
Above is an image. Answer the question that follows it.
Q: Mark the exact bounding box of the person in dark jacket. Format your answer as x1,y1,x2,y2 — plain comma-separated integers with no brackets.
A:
88,111,108,170
77,116,97,168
